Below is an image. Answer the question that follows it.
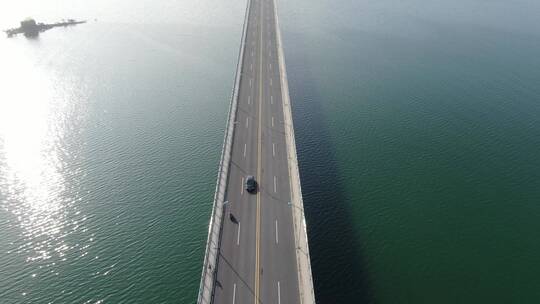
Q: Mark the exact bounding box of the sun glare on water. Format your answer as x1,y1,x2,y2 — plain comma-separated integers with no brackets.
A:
0,39,85,267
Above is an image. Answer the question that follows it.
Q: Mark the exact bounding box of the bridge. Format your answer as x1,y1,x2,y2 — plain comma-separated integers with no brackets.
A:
197,0,315,303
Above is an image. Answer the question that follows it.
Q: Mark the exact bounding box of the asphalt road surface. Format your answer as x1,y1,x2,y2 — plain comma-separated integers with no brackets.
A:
213,0,301,303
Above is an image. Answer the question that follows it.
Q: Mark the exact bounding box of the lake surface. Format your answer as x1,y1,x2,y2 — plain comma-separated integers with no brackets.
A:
0,1,243,302
1,0,540,303
280,0,540,303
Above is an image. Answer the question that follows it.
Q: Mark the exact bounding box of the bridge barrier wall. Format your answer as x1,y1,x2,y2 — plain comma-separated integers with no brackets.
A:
273,0,317,303
197,0,251,302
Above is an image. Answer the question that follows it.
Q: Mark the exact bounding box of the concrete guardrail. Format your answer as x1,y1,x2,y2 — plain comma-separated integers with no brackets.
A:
273,0,316,302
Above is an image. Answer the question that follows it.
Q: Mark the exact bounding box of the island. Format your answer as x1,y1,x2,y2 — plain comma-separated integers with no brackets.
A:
4,18,86,37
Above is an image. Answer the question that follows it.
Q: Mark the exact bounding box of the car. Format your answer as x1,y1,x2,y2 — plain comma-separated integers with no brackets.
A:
245,175,257,193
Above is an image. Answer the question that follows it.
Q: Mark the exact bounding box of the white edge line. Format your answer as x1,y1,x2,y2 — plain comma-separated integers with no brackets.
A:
233,283,237,304
278,281,281,304
237,222,241,245
275,220,278,244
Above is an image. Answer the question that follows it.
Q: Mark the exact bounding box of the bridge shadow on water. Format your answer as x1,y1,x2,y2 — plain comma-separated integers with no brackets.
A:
284,32,375,304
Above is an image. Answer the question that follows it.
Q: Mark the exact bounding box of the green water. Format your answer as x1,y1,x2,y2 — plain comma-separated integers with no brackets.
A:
0,2,243,301
280,0,540,302
1,0,540,303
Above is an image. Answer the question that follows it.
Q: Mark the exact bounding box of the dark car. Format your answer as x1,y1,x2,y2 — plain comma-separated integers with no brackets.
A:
245,175,257,193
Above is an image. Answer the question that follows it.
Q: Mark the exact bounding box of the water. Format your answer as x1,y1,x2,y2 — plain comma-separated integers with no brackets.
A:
279,0,540,303
1,0,540,303
0,1,244,302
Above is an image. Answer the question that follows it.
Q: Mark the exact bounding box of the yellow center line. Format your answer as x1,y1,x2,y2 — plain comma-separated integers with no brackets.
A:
254,0,264,303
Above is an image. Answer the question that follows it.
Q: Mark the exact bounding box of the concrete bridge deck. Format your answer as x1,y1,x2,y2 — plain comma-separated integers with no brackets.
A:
197,0,315,302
